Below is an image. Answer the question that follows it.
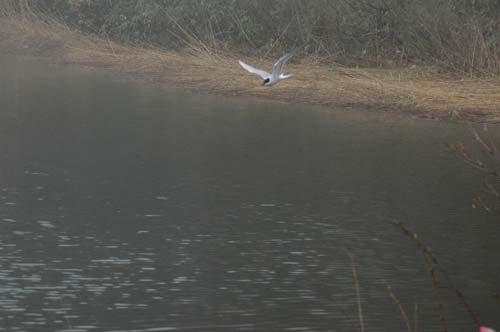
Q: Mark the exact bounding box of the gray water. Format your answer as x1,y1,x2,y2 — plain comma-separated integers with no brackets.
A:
0,55,498,332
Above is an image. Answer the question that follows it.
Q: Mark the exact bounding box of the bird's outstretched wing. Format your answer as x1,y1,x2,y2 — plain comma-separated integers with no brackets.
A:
239,60,270,79
272,53,294,80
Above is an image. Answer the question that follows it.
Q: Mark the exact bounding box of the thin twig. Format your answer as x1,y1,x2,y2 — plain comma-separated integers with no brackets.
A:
397,222,483,329
386,286,412,332
446,142,499,177
349,253,365,332
414,303,418,332
397,222,447,332
429,265,447,332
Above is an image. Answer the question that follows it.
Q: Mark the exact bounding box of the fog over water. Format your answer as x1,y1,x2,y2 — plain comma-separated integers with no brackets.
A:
0,56,499,331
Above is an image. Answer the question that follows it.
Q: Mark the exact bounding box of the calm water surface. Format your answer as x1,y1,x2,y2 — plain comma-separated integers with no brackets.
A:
0,56,499,331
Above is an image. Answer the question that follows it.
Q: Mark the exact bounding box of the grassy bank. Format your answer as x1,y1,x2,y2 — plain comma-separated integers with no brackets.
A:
1,15,500,122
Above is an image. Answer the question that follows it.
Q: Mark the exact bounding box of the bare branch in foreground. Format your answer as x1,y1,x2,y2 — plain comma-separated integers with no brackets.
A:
349,253,365,332
386,286,412,332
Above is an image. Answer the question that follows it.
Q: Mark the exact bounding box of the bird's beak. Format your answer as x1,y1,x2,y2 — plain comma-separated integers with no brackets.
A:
262,81,266,86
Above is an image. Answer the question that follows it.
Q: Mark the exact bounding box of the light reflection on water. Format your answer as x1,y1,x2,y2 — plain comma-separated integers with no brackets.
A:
0,56,499,331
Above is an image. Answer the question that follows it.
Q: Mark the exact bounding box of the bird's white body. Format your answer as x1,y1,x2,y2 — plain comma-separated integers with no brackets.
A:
239,53,294,86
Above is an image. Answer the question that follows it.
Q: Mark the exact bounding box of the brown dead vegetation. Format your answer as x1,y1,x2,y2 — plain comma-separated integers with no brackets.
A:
2,17,500,122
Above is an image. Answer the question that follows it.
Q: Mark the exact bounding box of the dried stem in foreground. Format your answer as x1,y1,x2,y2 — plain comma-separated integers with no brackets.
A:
386,286,412,332
397,222,448,332
349,253,365,332
414,303,418,332
397,222,483,330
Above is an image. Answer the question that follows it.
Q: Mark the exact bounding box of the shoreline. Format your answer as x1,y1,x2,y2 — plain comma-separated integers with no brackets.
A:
2,17,500,123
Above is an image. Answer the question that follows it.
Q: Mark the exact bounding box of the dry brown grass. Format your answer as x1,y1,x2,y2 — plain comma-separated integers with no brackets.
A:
2,16,500,122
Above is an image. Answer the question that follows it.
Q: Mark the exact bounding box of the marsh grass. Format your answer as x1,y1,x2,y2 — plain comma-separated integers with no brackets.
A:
2,11,500,122
17,0,500,75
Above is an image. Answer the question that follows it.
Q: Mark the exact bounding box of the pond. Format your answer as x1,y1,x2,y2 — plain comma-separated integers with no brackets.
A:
0,55,498,331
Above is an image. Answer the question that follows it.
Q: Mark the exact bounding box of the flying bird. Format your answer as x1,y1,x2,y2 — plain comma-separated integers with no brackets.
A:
239,53,294,86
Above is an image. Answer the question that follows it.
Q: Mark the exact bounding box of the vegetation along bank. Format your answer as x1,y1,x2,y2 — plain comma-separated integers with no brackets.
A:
1,0,500,122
